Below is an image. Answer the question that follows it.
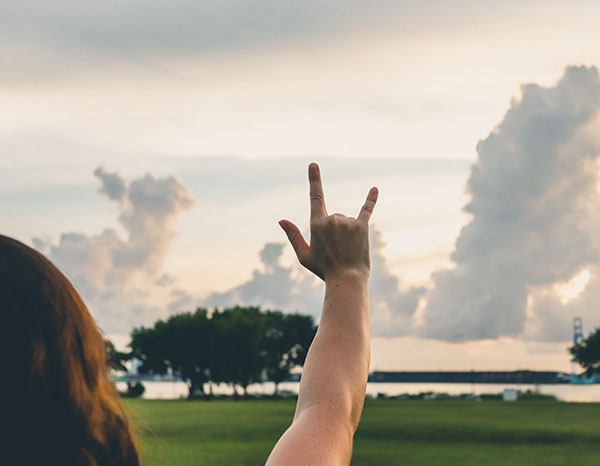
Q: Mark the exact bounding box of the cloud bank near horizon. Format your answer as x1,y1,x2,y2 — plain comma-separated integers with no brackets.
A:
31,164,423,337
197,228,424,337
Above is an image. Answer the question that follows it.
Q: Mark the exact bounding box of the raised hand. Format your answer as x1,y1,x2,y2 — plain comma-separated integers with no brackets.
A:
279,163,378,281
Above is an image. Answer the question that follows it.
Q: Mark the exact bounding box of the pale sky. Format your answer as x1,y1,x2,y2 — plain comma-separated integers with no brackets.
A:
2,0,600,372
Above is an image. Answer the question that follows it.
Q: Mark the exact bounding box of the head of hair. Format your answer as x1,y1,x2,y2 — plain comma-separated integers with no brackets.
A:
0,235,139,466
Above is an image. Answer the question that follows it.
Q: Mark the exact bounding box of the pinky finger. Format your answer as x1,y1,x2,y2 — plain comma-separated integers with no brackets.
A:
357,187,379,223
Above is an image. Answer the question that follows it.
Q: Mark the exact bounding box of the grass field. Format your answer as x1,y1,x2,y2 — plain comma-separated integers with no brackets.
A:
125,399,600,465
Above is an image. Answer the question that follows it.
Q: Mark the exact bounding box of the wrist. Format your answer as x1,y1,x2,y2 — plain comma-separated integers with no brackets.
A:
324,267,369,285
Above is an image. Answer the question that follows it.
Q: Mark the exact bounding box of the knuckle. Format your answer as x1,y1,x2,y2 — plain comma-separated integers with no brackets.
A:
327,216,340,227
311,217,324,227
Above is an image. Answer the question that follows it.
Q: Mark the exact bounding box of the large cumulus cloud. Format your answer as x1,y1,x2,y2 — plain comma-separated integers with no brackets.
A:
420,65,600,341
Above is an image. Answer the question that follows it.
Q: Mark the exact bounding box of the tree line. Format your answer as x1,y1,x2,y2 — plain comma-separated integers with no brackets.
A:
106,310,600,398
106,306,317,399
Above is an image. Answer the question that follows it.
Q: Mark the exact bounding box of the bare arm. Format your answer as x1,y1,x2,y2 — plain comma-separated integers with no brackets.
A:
266,163,378,466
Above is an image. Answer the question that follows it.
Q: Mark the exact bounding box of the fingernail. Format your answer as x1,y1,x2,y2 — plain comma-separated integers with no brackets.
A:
309,163,318,176
370,187,378,196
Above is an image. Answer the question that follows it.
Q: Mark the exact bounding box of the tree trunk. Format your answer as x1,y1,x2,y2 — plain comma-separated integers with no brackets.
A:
187,379,206,400
273,382,279,398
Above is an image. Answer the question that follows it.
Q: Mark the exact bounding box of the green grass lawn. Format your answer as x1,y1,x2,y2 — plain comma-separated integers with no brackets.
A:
124,399,600,466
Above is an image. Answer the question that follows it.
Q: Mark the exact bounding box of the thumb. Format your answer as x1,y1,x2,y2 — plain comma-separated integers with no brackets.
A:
278,220,310,265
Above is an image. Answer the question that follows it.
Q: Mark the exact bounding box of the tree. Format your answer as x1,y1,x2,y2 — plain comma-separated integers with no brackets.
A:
105,339,146,397
262,311,316,397
130,309,214,399
128,306,317,400
570,327,600,376
211,306,265,397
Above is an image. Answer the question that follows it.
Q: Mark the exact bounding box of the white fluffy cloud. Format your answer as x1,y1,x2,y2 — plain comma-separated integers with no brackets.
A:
420,65,600,341
34,167,194,332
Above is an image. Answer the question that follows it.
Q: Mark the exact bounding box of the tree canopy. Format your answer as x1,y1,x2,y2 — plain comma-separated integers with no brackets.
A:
128,306,316,398
570,327,600,376
262,311,315,396
130,308,214,397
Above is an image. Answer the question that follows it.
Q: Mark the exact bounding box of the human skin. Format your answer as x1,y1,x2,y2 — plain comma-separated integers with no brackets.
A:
265,163,378,466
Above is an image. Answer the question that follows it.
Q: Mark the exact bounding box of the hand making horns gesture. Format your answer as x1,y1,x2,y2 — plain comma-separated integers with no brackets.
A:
279,163,379,281
267,163,378,466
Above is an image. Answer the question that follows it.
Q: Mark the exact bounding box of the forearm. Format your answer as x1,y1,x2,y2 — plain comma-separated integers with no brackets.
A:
294,269,370,431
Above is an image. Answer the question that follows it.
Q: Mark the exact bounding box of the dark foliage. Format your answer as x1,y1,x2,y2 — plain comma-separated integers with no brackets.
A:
261,311,316,396
570,327,600,376
130,309,214,398
105,338,129,372
128,306,316,398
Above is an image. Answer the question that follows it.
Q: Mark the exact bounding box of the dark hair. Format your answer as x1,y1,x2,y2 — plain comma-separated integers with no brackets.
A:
0,235,139,465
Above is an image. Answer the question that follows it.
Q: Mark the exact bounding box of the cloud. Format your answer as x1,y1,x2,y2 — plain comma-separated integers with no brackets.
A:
198,242,324,317
199,227,424,336
420,65,600,342
95,167,126,201
34,168,194,333
369,229,425,336
3,1,409,84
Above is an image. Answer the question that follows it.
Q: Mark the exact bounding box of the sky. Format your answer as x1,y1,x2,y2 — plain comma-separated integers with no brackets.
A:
2,0,600,372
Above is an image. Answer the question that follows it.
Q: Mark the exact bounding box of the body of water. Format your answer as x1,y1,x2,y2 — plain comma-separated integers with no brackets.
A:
117,381,600,402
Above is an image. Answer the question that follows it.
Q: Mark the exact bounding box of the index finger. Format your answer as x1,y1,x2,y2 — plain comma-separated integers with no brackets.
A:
357,187,378,223
309,163,327,220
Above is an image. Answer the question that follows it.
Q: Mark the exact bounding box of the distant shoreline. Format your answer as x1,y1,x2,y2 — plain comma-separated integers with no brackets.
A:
368,370,585,384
